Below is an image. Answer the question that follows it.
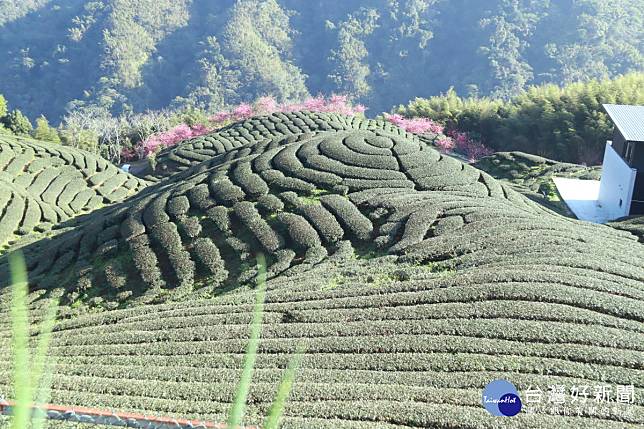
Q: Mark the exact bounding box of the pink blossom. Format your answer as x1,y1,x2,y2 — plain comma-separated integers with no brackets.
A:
383,113,443,134
383,114,492,160
353,104,367,114
329,94,349,104
141,94,366,158
141,123,212,155
446,130,493,161
265,94,365,116
120,147,137,161
190,124,210,134
383,113,404,126
233,103,254,120
435,137,455,152
464,143,493,161
303,96,327,111
209,111,232,123
279,102,300,112
255,96,278,114
325,94,356,115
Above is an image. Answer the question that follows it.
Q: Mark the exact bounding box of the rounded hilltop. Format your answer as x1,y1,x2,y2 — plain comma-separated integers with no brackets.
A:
0,111,643,428
0,134,148,251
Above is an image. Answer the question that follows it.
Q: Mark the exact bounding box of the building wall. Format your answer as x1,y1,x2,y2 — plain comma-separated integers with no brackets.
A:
630,141,644,170
598,142,637,220
631,171,644,215
612,128,626,156
634,171,644,200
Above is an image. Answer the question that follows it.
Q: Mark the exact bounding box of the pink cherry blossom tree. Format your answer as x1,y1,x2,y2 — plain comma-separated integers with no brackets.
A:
133,95,493,163
382,113,444,134
381,112,493,161
209,94,366,128
139,123,213,156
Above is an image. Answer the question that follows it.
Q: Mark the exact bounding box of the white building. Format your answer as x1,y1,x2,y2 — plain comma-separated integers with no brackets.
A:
598,104,644,219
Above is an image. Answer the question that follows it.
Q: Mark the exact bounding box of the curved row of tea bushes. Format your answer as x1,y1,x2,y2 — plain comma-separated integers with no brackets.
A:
0,254,642,428
474,151,603,216
149,112,422,179
0,112,642,428
610,216,644,243
2,114,641,313
0,135,148,250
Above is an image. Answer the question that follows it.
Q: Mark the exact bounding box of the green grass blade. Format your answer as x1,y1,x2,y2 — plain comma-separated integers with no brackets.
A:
263,343,307,429
31,297,59,429
31,360,54,429
227,253,267,428
8,252,32,429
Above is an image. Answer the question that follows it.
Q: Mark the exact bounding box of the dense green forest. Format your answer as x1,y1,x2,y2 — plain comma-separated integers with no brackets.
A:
1,72,643,166
397,73,644,164
0,0,642,123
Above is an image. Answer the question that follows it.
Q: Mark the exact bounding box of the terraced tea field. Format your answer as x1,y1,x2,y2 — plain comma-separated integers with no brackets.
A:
474,151,601,216
0,112,642,428
0,135,148,251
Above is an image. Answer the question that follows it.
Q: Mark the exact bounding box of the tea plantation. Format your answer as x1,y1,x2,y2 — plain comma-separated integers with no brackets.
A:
0,135,148,252
474,151,601,216
0,112,642,428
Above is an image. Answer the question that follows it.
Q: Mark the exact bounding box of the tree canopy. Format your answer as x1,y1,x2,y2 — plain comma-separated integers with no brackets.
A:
0,0,641,122
397,73,644,164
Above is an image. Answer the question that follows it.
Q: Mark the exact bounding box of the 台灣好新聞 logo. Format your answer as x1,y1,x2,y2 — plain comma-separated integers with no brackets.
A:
482,380,522,416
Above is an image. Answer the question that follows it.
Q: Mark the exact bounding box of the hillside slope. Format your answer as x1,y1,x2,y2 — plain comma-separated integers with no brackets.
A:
474,151,601,216
610,217,644,243
0,135,148,251
0,112,642,427
474,151,644,242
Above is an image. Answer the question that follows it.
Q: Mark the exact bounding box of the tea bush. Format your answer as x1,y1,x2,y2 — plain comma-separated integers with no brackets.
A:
0,111,642,428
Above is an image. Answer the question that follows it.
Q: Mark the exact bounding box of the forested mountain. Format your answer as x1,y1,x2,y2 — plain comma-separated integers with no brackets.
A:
1,0,642,122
